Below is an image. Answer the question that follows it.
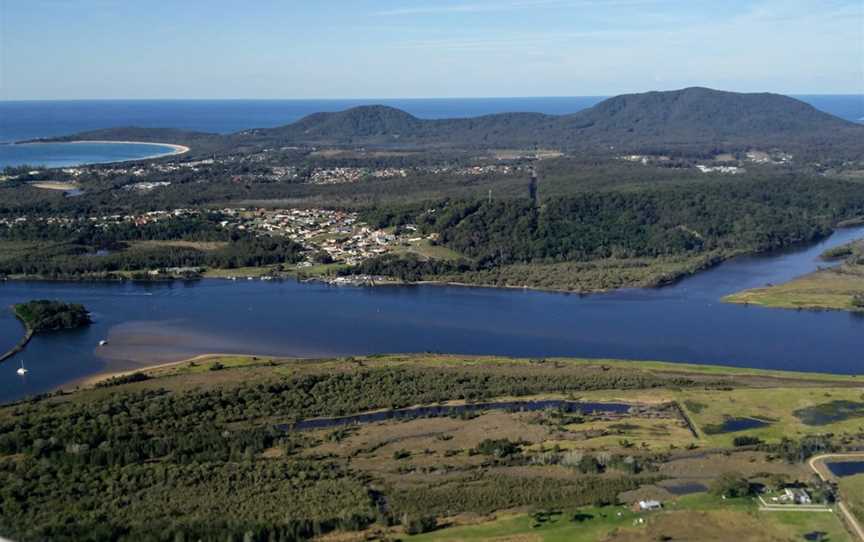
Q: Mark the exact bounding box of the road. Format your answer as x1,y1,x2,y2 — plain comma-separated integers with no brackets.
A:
809,453,864,541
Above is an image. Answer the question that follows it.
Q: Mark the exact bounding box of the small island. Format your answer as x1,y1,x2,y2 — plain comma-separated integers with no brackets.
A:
14,300,92,333
0,300,92,364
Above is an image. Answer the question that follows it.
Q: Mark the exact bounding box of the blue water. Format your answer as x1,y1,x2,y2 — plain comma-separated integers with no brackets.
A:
827,461,864,477
0,142,181,169
0,97,608,143
284,400,631,431
1,96,861,143
0,225,863,404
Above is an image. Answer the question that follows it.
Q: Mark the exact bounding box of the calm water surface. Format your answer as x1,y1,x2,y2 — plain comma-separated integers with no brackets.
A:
827,461,864,477
0,142,182,168
1,226,863,403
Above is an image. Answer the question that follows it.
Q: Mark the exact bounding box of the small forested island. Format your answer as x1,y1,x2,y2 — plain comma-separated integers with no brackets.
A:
13,299,91,333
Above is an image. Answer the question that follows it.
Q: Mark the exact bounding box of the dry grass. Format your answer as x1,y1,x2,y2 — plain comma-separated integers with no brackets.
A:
130,240,228,251
724,266,864,312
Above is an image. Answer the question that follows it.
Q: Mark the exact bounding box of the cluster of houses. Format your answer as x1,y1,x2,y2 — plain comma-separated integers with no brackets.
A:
695,164,745,174
0,208,199,230
218,208,426,266
0,204,430,270
308,167,408,185
420,164,525,176
746,150,793,164
122,181,172,192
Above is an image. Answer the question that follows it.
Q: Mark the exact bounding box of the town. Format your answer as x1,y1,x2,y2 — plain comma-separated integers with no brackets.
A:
0,206,436,277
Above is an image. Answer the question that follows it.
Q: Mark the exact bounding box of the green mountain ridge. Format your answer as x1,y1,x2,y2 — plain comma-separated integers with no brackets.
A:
47,87,864,156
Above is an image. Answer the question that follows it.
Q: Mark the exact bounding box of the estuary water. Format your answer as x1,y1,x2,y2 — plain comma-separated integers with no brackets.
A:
0,225,863,404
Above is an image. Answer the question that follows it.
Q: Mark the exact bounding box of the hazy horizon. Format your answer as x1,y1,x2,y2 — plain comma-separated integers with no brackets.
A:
1,91,863,103
2,1,861,100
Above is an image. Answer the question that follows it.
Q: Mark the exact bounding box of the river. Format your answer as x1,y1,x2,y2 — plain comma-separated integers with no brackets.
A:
0,226,863,404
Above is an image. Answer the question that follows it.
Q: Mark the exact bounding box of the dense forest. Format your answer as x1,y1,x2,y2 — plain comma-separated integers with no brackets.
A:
12,300,91,333
346,175,864,286
0,359,699,540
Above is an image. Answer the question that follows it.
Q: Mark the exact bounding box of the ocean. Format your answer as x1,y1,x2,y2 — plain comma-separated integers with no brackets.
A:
2,95,862,142
0,95,861,168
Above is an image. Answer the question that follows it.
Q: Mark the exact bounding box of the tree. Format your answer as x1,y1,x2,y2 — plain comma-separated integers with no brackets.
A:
710,473,752,498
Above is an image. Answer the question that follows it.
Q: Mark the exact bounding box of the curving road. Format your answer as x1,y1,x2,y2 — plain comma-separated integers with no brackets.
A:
809,453,864,541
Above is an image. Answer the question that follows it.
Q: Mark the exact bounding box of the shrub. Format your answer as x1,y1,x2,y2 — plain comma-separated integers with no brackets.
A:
403,515,437,535
732,436,763,447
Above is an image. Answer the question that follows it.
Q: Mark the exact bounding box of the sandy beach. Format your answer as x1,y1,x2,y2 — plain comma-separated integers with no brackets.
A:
30,181,80,191
71,353,244,389
68,140,191,160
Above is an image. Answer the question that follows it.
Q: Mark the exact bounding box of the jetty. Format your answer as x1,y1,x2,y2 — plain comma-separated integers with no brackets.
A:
0,322,33,364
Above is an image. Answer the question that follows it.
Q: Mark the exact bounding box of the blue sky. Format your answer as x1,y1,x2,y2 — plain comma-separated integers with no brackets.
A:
1,0,862,99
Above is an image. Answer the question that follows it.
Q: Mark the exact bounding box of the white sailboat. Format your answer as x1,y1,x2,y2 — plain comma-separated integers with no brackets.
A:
16,360,27,376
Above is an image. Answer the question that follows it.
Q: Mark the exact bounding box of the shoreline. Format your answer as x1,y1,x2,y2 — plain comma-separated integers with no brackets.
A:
69,351,864,394
66,140,190,158
5,140,190,166
0,308,32,365
70,353,245,389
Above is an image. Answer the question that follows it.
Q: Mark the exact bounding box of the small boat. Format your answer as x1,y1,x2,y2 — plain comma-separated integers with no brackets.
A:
16,360,27,376
98,340,109,347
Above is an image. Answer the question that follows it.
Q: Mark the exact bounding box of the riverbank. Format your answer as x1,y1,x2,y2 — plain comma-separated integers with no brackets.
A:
71,353,264,389
74,352,864,394
0,249,728,296
723,239,864,313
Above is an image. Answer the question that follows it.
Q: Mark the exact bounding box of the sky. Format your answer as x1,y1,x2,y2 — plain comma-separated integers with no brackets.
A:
0,0,862,100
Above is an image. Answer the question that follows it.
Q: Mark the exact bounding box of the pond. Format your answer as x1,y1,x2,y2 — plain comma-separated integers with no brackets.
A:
826,461,864,477
279,400,633,431
703,417,772,434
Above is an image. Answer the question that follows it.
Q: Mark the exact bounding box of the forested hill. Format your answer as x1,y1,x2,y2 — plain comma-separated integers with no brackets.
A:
557,87,862,148
243,88,863,155
51,88,864,157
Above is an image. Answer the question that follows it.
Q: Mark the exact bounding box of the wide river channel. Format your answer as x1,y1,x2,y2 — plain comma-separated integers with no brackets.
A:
1,226,863,403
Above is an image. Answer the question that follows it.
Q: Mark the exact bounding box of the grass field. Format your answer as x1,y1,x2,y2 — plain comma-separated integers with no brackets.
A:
724,238,864,312
129,240,228,251
409,494,851,541
394,238,465,261
723,266,864,312
840,474,864,524
570,386,864,448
